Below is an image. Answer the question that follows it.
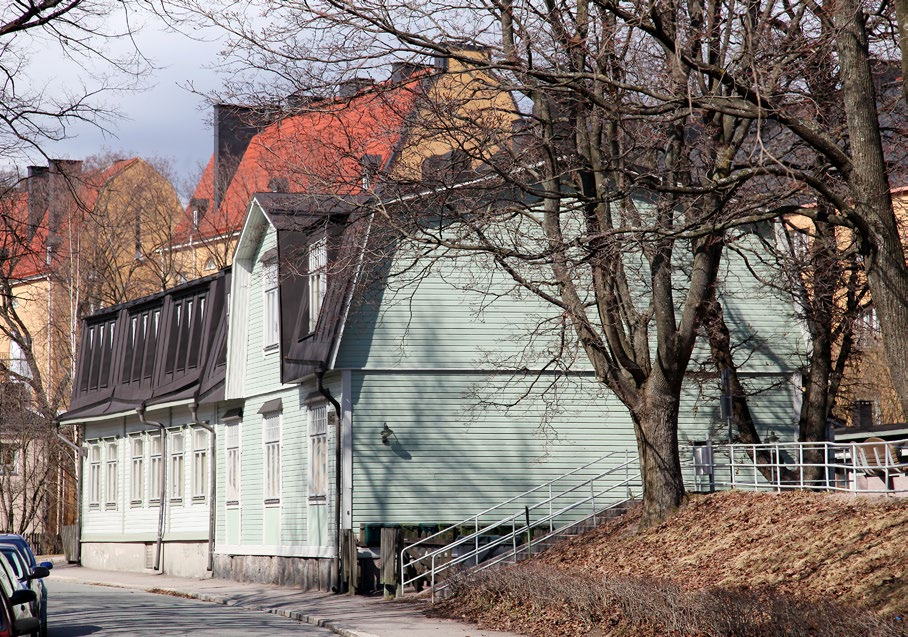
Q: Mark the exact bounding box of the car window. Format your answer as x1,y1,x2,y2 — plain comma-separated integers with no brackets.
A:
0,550,23,580
0,557,15,597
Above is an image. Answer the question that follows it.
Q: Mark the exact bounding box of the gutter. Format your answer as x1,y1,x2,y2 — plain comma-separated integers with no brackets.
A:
137,404,167,572
316,371,344,593
189,402,216,572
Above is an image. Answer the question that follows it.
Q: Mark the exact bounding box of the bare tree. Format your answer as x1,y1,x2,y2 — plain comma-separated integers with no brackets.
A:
0,0,149,167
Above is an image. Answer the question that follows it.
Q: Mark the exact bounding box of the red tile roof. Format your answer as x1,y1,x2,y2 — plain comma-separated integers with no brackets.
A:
179,71,431,243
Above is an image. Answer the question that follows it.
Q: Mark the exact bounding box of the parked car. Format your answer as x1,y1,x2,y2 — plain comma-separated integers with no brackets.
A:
0,548,45,637
0,537,49,637
0,555,37,637
0,585,38,637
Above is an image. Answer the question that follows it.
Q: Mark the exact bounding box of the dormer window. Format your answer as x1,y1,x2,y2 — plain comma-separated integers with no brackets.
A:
263,261,279,350
308,237,327,333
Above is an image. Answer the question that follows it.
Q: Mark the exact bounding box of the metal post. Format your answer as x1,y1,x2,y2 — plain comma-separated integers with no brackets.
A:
851,442,858,493
625,449,630,498
431,554,436,604
729,444,736,489
474,519,479,567
799,445,804,489
512,520,517,562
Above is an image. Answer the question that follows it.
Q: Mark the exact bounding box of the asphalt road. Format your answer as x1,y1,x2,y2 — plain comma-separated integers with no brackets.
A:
45,580,336,636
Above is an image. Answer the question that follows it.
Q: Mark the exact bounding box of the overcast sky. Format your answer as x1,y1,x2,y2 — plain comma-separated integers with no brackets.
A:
27,16,225,198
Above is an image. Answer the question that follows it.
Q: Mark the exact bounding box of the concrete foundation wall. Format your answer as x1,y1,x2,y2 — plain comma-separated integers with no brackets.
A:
212,553,335,591
81,541,209,578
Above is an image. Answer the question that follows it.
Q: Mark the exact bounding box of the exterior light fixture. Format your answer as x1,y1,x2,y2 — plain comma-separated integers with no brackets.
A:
380,423,394,446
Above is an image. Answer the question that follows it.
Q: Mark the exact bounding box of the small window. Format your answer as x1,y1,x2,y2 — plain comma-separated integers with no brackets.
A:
263,263,279,350
170,432,184,501
263,413,281,502
308,405,328,501
131,437,145,505
0,445,19,476
308,238,327,333
192,429,208,501
225,422,241,505
148,434,162,503
105,441,118,508
88,444,101,507
8,340,30,380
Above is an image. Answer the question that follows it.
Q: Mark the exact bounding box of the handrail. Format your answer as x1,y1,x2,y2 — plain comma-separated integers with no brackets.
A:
401,453,642,600
406,450,628,557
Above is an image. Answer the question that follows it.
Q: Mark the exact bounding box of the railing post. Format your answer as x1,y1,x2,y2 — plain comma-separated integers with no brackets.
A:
590,478,596,520
512,520,517,562
474,518,479,567
625,449,630,498
548,483,553,533
851,442,858,493
730,444,736,489
431,553,436,604
798,445,804,489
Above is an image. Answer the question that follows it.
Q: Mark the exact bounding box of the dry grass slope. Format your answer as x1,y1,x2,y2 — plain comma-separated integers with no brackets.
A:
436,491,907,636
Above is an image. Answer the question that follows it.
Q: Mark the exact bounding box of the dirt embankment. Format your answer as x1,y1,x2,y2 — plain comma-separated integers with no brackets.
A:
435,491,907,636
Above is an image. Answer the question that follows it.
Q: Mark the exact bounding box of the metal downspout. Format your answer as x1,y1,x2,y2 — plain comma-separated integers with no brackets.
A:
316,371,343,593
137,405,167,572
189,402,216,572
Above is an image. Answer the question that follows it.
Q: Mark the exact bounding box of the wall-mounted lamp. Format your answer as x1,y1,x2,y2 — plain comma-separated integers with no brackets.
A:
380,423,394,446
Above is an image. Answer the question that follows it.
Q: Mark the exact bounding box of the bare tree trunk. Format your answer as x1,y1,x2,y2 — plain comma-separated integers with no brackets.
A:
834,0,908,419
632,376,686,527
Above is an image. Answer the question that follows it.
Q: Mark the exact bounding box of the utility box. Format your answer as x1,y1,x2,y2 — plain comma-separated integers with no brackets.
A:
692,441,715,492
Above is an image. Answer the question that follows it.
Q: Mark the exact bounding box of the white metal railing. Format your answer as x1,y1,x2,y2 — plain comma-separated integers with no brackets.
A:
682,438,908,495
398,438,906,601
399,450,642,601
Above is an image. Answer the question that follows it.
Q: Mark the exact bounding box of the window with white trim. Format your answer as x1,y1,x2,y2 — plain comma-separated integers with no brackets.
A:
308,404,328,501
263,412,281,502
8,339,30,380
225,422,240,504
105,441,118,508
263,262,279,350
308,238,327,333
88,444,101,507
0,445,19,476
170,431,184,501
148,434,162,503
192,429,208,501
131,437,144,504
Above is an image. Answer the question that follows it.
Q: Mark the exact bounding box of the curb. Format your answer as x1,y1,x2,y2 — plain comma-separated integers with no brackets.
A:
52,573,381,637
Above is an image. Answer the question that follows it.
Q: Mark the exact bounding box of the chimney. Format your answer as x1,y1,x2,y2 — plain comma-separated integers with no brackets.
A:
26,166,49,239
213,104,271,211
337,77,375,99
433,43,491,72
390,63,426,83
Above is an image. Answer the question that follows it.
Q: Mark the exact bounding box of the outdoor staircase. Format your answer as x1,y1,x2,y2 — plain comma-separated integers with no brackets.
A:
400,451,642,601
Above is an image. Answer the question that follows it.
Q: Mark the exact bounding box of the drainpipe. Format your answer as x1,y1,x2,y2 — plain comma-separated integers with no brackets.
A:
189,402,216,572
54,421,85,563
316,371,344,593
137,405,167,572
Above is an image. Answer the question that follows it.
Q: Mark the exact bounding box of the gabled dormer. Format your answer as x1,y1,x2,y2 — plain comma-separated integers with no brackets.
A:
225,193,370,395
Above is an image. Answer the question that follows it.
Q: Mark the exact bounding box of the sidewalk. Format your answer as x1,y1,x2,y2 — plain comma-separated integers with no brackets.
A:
48,562,525,637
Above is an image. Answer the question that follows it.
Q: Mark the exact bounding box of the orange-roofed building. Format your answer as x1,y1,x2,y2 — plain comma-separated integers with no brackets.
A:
175,48,517,274
0,156,183,541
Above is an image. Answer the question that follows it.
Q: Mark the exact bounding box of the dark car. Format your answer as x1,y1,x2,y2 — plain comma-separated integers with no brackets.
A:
0,538,50,637
0,548,45,637
0,585,38,637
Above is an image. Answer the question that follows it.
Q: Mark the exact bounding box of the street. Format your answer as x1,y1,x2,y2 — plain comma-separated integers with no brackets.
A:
45,580,336,636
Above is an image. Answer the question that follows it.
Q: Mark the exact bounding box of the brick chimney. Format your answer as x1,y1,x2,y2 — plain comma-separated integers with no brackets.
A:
26,165,49,239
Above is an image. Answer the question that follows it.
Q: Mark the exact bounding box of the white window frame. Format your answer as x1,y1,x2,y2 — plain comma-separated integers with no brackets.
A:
192,429,208,502
88,444,101,508
105,440,118,509
308,237,327,333
148,433,162,504
263,412,281,503
263,262,279,350
0,445,19,476
308,404,328,502
225,422,241,505
7,339,30,380
170,431,185,502
130,436,144,505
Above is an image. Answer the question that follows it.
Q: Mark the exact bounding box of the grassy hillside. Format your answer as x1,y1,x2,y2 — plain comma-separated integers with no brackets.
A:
435,491,907,636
